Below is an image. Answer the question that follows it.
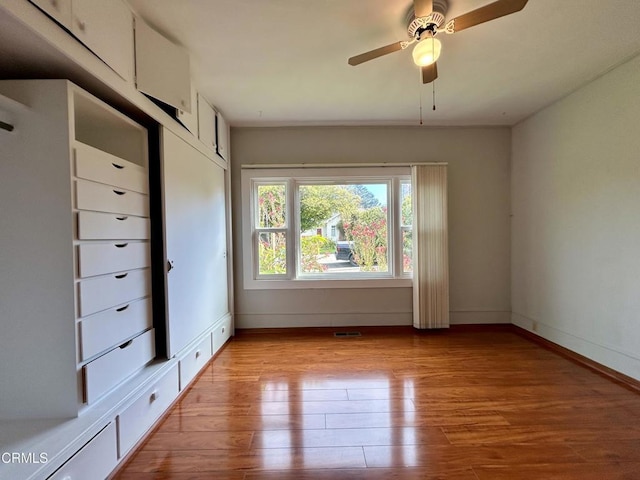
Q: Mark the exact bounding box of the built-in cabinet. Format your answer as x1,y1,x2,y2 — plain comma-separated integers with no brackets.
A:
134,16,191,113
29,0,230,166
216,110,230,162
0,79,153,419
197,92,231,164
197,92,217,151
31,0,72,26
0,3,234,479
116,363,179,458
48,423,118,480
161,128,229,357
30,0,134,81
177,80,199,134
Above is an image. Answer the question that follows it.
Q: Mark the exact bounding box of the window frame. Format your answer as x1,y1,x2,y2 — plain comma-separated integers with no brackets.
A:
252,179,292,280
242,167,412,290
399,179,413,276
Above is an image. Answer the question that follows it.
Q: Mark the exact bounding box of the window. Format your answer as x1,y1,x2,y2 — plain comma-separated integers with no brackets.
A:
299,182,390,276
242,167,412,289
255,183,288,276
401,181,413,273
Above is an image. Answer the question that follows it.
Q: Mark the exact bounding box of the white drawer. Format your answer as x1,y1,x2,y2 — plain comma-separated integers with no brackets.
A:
77,211,149,240
79,298,152,361
75,179,149,217
74,141,147,193
78,241,149,278
84,329,155,404
48,422,117,480
212,315,232,354
118,363,179,457
78,269,149,316
179,334,212,390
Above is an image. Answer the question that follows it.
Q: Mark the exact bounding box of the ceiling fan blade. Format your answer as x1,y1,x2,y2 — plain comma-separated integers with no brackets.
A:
422,63,438,84
449,0,528,33
414,0,433,18
348,41,404,66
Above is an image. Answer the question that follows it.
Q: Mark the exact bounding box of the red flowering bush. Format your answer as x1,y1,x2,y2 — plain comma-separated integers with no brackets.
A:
343,207,388,272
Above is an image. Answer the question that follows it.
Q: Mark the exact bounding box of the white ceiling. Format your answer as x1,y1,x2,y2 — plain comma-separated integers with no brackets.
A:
2,0,638,127
89,1,640,126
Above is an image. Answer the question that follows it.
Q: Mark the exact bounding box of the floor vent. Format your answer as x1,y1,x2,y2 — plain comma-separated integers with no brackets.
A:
334,332,362,338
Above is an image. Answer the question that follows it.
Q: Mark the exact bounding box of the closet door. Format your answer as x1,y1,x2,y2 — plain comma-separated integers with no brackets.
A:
161,128,228,357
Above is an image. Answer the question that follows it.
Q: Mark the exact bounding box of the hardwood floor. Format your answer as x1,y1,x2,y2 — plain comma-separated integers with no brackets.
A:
112,326,640,479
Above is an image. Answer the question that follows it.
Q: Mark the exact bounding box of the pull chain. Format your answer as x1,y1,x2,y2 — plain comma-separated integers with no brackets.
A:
419,83,423,125
433,80,436,111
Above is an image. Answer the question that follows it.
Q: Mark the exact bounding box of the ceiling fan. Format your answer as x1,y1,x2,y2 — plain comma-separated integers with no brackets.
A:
348,0,529,84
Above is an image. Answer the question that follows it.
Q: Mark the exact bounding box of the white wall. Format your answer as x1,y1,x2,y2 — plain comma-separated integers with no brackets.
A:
231,126,511,328
511,54,640,381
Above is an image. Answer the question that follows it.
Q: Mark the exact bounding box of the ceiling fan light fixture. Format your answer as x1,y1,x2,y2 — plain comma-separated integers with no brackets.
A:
412,36,441,66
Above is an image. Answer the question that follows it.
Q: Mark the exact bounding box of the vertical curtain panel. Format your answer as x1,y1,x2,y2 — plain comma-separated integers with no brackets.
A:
412,165,450,329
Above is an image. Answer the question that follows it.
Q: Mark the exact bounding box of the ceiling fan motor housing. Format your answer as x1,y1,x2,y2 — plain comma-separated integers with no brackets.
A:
407,0,448,38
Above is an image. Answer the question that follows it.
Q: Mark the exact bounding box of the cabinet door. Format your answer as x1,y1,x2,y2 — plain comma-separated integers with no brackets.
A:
216,111,229,162
31,0,72,28
197,94,216,151
71,0,134,81
177,82,198,134
161,128,228,357
135,18,191,112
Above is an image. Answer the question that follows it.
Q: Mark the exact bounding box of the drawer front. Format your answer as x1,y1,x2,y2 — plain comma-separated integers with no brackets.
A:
118,363,179,457
74,141,147,193
77,211,149,240
179,335,212,390
48,422,117,480
212,315,232,354
78,269,149,316
80,298,152,361
76,179,149,217
78,241,149,278
84,329,156,404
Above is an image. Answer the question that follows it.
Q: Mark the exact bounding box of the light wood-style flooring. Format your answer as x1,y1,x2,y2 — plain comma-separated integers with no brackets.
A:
113,326,640,479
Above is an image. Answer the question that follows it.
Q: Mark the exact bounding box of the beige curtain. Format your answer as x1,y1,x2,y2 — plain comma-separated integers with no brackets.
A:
412,165,449,329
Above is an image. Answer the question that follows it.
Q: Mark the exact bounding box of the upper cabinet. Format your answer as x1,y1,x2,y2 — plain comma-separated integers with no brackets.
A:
30,0,134,82
71,0,134,81
196,95,230,164
28,1,229,163
134,17,191,113
197,93,216,151
31,0,72,26
176,81,198,135
216,110,229,162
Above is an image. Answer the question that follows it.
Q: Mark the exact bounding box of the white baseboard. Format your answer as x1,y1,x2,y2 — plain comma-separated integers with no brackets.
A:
236,310,512,329
450,310,511,325
235,312,412,329
512,312,640,382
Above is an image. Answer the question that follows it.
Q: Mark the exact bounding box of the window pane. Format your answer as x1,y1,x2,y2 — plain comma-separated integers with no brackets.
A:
402,229,413,273
258,232,286,275
257,185,286,228
298,183,388,275
401,182,412,226
300,236,330,273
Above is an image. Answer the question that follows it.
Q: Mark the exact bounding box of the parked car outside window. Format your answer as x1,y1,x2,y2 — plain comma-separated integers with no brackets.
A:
335,241,357,266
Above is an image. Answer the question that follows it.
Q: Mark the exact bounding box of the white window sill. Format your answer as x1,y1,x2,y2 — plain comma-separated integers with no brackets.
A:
244,277,413,290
